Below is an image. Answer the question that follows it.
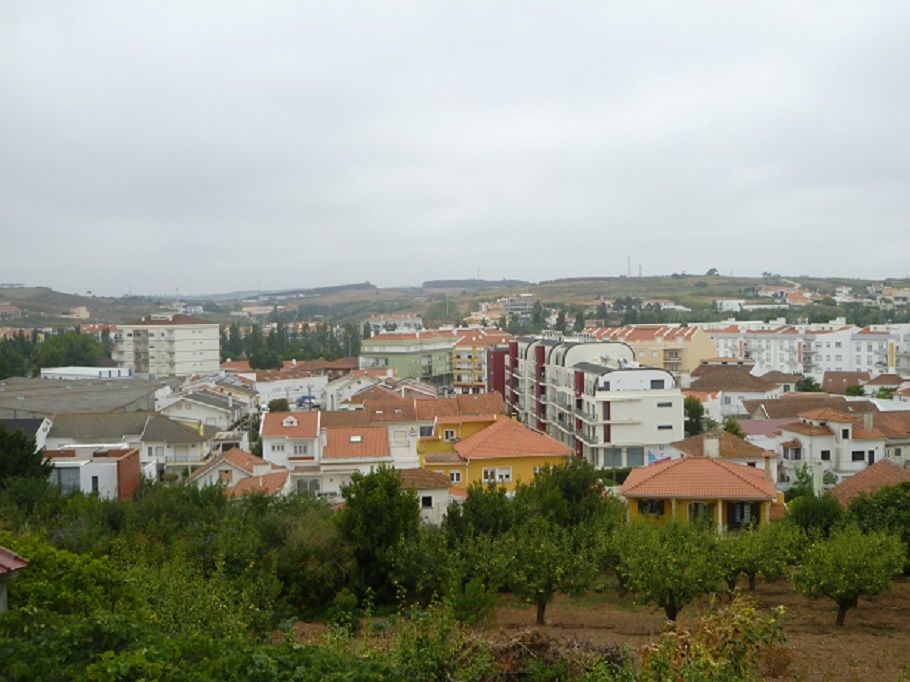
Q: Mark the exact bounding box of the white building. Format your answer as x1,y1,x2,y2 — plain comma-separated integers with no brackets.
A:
188,447,290,496
506,335,684,469
113,314,220,377
160,391,244,431
40,366,133,380
45,446,141,499
366,312,423,334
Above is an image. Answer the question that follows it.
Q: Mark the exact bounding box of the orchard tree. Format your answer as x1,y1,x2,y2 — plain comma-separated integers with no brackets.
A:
794,526,905,626
619,523,722,621
788,492,843,536
249,349,283,370
683,396,706,437
503,520,592,625
847,482,910,571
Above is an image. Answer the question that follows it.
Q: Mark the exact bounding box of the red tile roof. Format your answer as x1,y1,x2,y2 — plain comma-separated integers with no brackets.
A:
225,470,290,496
261,411,320,439
780,422,833,437
453,418,572,460
865,374,907,386
830,459,910,507
672,430,770,459
323,427,390,459
822,371,871,394
188,448,280,482
399,468,452,490
620,457,776,501
0,544,29,576
798,408,855,423
456,392,505,415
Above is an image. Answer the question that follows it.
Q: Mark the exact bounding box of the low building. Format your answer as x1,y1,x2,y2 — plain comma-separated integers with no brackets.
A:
39,366,133,380
669,430,777,481
829,459,910,507
188,447,290,496
161,391,244,431
0,545,29,612
45,447,141,499
398,468,454,525
0,377,169,420
620,456,777,530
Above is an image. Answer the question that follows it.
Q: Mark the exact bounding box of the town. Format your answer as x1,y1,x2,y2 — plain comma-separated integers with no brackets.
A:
1,278,909,679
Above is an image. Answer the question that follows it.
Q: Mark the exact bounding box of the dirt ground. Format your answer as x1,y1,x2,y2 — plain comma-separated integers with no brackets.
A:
491,578,910,681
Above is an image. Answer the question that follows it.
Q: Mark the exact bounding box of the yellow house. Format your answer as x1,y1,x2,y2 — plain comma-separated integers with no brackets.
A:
620,456,777,532
419,415,572,490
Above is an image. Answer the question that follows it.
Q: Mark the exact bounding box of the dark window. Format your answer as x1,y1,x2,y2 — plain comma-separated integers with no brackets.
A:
688,502,715,523
91,475,99,494
658,424,673,430
603,447,622,467
657,401,672,408
638,499,665,516
851,450,865,462
419,425,433,437
627,446,645,467
842,429,849,439
726,502,761,530
650,379,665,390
820,450,831,461
421,496,433,509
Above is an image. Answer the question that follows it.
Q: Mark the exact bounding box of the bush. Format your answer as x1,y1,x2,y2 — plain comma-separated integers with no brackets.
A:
450,577,495,625
326,588,361,631
788,493,843,536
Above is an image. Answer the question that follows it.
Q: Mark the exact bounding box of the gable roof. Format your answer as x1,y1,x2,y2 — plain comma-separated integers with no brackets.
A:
865,373,907,386
225,470,289,496
798,408,855,423
399,468,452,490
48,412,206,444
689,368,777,394
822,371,871,394
830,459,910,507
414,397,459,420
174,391,235,411
261,411,320,439
453,418,572,460
0,544,29,576
323,426,390,459
671,429,769,459
620,457,776,501
780,421,833,437
320,410,371,427
456,392,505,415
188,447,278,482
742,395,874,420
0,418,46,438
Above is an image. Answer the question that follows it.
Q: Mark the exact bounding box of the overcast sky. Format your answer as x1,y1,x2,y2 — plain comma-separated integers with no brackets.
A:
2,2,908,296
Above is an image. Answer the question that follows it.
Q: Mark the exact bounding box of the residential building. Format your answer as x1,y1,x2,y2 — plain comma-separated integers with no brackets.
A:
0,305,21,320
188,447,290,496
620,456,777,530
161,391,245,430
503,294,538,321
507,335,683,468
45,447,141,500
0,417,52,451
260,411,321,469
688,366,781,417
830,459,910,508
398,468,455,525
113,314,220,377
365,312,423,334
421,416,571,491
668,430,777,481
451,329,511,394
360,331,460,384
584,325,718,376
0,376,170,420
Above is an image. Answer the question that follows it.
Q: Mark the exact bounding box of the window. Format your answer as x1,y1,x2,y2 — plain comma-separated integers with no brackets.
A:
52,467,80,494
421,495,433,509
419,425,433,437
271,443,285,452
688,502,715,523
91,475,99,494
296,478,320,495
658,425,673,430
723,396,732,405
293,443,308,455
841,429,849,439
449,471,462,483
444,429,457,442
603,447,622,467
626,447,644,467
496,467,512,483
820,450,831,461
851,450,865,462
657,402,672,408
638,499,665,516
650,379,665,390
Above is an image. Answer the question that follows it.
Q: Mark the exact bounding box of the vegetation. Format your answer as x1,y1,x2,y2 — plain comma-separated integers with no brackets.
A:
683,396,705,437
722,416,745,438
0,424,52,489
845,383,866,396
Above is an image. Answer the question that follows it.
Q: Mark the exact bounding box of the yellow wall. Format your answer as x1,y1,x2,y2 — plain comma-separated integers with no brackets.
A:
627,496,771,529
417,419,496,458
465,454,569,491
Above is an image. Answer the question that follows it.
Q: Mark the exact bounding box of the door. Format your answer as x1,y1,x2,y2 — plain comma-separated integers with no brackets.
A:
868,450,875,465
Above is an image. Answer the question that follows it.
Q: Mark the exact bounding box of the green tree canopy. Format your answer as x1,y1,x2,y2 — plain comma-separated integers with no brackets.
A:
267,398,290,412
796,376,822,392
847,481,910,571
683,395,706,437
33,332,103,371
794,526,905,625
249,349,283,370
0,425,51,489
722,416,745,438
844,384,866,396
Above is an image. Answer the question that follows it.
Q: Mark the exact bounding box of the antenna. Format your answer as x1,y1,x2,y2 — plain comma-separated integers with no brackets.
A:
627,255,631,277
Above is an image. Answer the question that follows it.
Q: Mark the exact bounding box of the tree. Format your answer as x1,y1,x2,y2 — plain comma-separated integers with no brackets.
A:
243,324,265,358
503,520,591,625
705,268,719,276
717,522,802,593
531,300,544,328
0,424,51,489
847,482,910,571
844,384,866,396
796,376,822,392
512,458,609,527
249,349,283,370
794,526,905,625
573,310,585,333
788,492,843,536
336,466,420,599
443,482,514,538
555,310,567,333
722,416,745,438
684,396,706,437
361,321,372,340
0,339,29,379
33,332,103,370
619,523,722,621
597,302,609,323
267,398,290,412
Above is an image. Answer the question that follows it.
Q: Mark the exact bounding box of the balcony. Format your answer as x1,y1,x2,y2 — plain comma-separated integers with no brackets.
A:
575,429,598,446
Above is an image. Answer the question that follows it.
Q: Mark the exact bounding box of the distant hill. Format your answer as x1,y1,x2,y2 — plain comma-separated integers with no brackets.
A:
190,282,377,302
422,279,529,290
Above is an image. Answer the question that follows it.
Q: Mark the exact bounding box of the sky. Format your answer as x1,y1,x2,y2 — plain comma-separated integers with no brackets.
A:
1,1,909,296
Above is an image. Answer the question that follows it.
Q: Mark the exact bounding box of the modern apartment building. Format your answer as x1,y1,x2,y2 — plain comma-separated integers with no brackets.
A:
359,330,459,384
452,329,511,394
583,325,717,376
505,335,684,469
113,314,220,377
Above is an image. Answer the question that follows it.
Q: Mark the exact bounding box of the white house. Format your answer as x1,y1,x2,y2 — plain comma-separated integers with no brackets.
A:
188,447,290,496
45,446,141,499
260,411,321,469
0,417,52,451
161,391,243,431
398,468,456,525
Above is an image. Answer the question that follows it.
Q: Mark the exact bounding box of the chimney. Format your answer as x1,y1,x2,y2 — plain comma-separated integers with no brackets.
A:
703,432,720,458
762,452,773,483
228,394,233,409
863,412,873,431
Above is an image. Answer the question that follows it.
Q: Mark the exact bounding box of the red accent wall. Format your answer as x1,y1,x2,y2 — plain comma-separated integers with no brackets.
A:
574,370,585,397
116,449,141,500
486,346,508,397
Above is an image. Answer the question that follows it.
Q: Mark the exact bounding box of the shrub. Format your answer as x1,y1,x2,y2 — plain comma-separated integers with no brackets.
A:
326,588,361,631
450,577,495,625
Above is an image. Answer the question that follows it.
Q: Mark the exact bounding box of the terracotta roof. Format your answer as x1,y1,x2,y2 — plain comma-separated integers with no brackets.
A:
362,399,416,422
399,468,452,490
798,408,855,423
453,418,572,460
742,395,874,419
261,411,320,439
188,447,279,482
690,369,777,393
780,422,833,437
871,411,910,438
323,426,390,459
0,544,29,575
620,457,776,501
822,371,871,394
759,371,802,384
127,314,212,326
435,413,499,426
456,392,505,415
830,459,910,507
865,374,907,386
738,418,797,438
453,329,512,347
671,429,769,459
225,470,289,496
320,410,371,427
414,397,459,420
423,451,464,464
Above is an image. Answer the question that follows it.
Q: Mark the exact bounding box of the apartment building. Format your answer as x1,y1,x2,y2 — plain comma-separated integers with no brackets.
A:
506,335,684,469
113,314,220,377
365,312,423,334
359,330,459,384
584,325,717,376
452,329,511,394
